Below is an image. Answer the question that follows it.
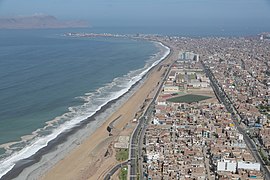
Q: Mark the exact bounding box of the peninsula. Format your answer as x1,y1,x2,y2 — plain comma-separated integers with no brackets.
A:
0,15,89,29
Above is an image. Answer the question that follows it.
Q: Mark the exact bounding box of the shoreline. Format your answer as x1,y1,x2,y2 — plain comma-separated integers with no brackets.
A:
2,83,140,180
0,39,172,180
40,40,176,180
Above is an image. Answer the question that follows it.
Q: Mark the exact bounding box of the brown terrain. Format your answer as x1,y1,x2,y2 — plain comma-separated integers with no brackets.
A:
0,15,89,29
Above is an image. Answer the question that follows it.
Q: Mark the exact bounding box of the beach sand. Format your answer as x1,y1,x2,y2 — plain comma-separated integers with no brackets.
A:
39,41,178,180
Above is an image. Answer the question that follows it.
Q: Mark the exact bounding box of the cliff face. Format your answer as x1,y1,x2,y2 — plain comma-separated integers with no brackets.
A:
0,15,89,29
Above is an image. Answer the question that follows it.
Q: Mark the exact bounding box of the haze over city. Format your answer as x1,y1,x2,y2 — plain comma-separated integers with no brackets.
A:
1,0,270,27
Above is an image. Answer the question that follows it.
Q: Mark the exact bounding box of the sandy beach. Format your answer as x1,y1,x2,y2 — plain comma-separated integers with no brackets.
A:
33,40,177,180
2,39,174,180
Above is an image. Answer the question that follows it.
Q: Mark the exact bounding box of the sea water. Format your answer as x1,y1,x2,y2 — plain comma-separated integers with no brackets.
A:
0,29,170,177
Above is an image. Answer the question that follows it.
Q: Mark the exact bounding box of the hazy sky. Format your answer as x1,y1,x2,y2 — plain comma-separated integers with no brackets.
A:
1,0,270,27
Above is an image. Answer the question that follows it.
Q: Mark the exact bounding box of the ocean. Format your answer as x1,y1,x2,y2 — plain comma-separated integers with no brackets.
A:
0,24,268,178
0,29,170,178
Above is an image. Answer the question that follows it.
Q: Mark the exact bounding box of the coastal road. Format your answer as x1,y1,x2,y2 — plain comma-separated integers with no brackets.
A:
104,45,175,180
104,160,129,180
129,48,175,179
129,116,144,179
104,46,174,180
201,60,270,180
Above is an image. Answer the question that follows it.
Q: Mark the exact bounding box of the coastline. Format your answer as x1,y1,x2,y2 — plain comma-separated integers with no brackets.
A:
41,40,175,180
0,38,173,180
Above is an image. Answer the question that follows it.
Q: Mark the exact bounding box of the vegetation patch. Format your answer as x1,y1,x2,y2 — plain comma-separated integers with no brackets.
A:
119,165,128,180
259,104,270,109
188,73,196,79
257,105,270,120
179,74,184,79
258,105,270,113
167,94,211,103
259,149,270,165
116,148,129,161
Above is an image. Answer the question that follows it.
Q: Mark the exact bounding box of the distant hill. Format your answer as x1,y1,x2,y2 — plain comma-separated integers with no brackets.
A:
0,15,89,29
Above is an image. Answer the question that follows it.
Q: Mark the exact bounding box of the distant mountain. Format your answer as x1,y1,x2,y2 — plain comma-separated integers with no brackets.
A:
0,15,89,29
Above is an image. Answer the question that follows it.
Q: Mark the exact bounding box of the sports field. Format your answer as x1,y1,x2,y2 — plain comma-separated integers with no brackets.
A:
167,94,211,103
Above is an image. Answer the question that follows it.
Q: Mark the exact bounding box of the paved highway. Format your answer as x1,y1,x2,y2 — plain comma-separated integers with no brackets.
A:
104,160,129,180
129,49,175,179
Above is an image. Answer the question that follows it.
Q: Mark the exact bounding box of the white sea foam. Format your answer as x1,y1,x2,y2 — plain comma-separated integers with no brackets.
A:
0,41,170,179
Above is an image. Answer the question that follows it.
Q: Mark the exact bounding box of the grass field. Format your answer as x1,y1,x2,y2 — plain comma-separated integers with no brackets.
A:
188,73,196,80
167,94,211,103
116,149,129,161
179,74,184,81
119,165,128,180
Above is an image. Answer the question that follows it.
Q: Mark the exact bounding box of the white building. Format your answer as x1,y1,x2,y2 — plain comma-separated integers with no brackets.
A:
238,161,260,171
179,51,199,62
188,81,209,88
217,160,237,173
168,71,177,80
163,85,179,94
147,152,160,161
218,160,261,173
